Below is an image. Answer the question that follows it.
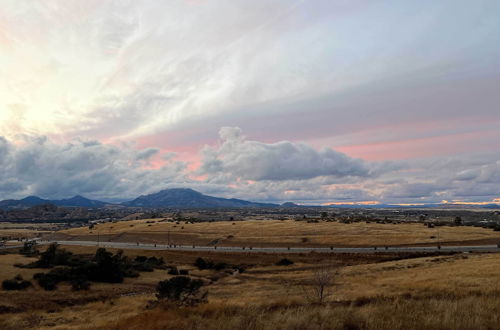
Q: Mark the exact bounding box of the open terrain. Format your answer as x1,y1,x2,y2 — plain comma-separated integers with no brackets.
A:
0,244,499,329
1,216,500,329
53,219,500,248
0,222,56,243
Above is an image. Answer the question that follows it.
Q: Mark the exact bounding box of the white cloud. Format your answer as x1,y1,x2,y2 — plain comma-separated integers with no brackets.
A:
200,127,371,181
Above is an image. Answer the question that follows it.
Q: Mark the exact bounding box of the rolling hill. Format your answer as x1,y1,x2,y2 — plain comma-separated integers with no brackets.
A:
122,188,278,208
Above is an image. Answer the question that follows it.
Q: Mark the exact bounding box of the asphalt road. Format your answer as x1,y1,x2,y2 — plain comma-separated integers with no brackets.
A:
9,240,497,254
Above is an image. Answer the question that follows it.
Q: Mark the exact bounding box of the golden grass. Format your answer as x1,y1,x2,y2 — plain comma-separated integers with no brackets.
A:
101,294,500,330
0,222,54,239
57,219,500,247
1,245,500,329
0,253,39,282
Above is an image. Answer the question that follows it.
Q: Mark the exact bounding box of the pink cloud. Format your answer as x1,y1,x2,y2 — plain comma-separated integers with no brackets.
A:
335,129,499,161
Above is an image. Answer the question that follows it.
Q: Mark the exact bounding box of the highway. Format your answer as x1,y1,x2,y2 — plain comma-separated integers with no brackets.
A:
7,240,497,254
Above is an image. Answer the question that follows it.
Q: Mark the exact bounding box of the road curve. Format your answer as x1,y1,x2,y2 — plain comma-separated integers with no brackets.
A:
23,240,500,254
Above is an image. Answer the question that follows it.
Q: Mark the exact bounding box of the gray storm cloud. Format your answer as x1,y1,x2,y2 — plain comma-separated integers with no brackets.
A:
0,136,186,200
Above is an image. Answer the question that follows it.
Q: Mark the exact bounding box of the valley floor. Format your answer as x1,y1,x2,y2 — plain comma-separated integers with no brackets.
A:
54,219,500,248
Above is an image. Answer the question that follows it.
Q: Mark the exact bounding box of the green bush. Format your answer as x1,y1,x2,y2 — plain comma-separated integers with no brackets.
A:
194,257,213,270
276,258,294,266
71,278,91,291
24,243,84,269
156,276,207,306
214,262,228,271
132,256,165,272
21,246,169,291
2,275,32,290
33,272,58,291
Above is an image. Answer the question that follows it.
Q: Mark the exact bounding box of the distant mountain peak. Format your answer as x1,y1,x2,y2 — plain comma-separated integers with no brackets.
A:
123,188,277,208
65,195,89,201
281,202,300,207
0,194,106,209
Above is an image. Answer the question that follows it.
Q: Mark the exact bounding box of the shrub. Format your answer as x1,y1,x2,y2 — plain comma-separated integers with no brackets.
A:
135,256,148,263
194,257,207,270
89,248,128,283
20,241,38,256
2,275,32,290
28,243,82,268
179,269,189,275
156,276,207,306
168,266,179,275
71,278,91,291
34,272,58,291
132,256,165,272
31,247,144,290
214,262,228,271
194,257,214,270
276,258,294,266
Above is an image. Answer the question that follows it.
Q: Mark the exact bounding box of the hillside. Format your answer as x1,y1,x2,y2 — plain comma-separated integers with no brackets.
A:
0,196,107,210
122,188,277,208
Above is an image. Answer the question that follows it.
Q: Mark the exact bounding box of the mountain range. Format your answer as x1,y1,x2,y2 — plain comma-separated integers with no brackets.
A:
0,188,281,210
1,188,497,210
0,195,108,210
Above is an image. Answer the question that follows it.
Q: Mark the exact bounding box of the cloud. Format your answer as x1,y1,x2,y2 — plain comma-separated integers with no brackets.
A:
383,183,443,199
0,136,186,200
135,148,159,161
200,127,371,181
0,130,498,204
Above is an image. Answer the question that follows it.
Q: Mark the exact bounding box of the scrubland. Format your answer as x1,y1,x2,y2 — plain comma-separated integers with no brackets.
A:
1,243,500,329
56,219,500,247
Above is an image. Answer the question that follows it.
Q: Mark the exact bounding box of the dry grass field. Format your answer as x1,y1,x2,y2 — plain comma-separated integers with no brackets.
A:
0,222,54,240
54,219,500,247
0,244,499,329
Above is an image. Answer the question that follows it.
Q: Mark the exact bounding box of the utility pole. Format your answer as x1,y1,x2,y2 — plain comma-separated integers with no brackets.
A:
260,220,263,249
437,225,440,249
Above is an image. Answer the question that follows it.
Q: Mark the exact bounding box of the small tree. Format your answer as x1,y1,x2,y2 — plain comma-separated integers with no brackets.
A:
91,248,127,283
156,276,207,306
194,257,208,270
194,257,214,270
303,266,336,304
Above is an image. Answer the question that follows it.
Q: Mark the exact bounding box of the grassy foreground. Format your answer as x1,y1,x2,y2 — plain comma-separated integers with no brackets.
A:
0,245,499,329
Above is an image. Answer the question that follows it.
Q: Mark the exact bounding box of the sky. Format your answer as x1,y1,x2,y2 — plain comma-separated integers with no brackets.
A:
0,0,499,205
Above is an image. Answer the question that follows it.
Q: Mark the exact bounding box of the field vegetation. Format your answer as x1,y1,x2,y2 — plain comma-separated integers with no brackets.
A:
1,243,499,329
55,218,500,247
